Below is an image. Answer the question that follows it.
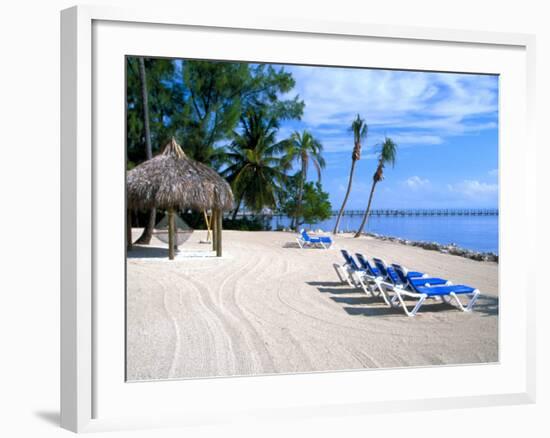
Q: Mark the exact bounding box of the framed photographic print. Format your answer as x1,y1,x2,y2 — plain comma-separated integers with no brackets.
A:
61,4,536,433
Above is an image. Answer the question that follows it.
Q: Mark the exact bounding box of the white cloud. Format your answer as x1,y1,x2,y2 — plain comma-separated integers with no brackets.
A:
282,66,498,146
389,134,443,146
404,176,430,190
447,180,498,198
488,169,498,177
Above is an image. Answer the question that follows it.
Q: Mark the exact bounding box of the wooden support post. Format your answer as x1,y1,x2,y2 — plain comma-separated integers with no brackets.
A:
216,209,222,257
211,209,217,252
174,209,178,252
126,209,133,251
203,210,211,243
168,208,175,260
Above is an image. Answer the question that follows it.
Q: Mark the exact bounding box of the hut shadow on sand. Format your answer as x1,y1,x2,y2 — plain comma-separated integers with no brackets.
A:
126,138,234,260
126,245,170,259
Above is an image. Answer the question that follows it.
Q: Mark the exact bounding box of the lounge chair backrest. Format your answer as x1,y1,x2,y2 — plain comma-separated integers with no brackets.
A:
340,249,351,264
373,257,400,285
301,230,311,241
355,253,368,270
391,264,410,284
373,258,388,276
341,249,359,270
355,253,377,277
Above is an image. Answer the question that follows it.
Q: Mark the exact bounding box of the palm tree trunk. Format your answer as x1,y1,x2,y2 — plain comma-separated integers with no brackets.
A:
333,159,357,234
231,193,244,220
126,209,133,251
135,209,156,244
135,57,156,245
295,162,306,231
354,180,378,238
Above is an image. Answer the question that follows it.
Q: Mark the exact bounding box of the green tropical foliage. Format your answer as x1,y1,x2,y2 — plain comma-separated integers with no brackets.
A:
281,181,332,227
127,57,309,232
126,58,304,168
221,108,290,216
285,130,325,228
127,58,179,168
126,58,400,235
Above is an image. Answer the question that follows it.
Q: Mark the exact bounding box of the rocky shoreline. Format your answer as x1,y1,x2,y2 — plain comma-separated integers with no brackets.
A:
362,232,498,262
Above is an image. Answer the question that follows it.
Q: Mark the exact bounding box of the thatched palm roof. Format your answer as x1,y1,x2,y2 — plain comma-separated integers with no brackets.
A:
127,138,234,211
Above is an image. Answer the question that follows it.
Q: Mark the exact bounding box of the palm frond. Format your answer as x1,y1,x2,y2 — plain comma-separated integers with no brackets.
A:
380,137,398,167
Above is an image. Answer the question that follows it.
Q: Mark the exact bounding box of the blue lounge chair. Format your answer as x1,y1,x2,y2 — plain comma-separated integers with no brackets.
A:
332,251,389,301
334,250,367,288
372,257,480,316
372,258,449,289
296,229,333,249
371,257,423,283
391,263,449,288
355,253,381,278
333,249,353,285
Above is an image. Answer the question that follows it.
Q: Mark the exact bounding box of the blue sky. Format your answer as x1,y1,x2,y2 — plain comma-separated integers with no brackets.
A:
275,65,499,210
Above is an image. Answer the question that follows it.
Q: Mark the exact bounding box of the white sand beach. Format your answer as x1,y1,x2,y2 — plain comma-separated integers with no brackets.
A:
126,229,498,381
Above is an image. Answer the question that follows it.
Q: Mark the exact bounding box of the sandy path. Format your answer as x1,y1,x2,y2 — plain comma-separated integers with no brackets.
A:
126,230,498,381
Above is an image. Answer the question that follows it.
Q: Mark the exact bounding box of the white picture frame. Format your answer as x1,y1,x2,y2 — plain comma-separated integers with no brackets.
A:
60,4,537,433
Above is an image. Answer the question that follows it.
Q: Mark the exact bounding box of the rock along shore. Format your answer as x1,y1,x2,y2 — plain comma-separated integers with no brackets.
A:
362,232,498,263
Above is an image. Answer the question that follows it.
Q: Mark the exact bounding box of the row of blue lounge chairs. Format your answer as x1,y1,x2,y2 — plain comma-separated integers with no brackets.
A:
334,249,480,317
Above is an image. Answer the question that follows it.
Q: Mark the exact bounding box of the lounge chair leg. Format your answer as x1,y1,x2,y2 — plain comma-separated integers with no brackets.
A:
466,290,480,311
333,263,348,285
369,281,382,298
448,291,479,312
449,292,466,311
374,279,393,306
344,267,356,287
355,273,372,296
391,290,426,317
350,271,362,289
408,296,427,316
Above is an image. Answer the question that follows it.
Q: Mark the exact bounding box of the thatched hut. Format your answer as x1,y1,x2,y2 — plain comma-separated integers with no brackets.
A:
127,138,234,259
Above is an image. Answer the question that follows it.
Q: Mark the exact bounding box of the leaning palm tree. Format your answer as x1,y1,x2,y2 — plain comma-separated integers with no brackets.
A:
285,130,325,229
222,109,290,217
333,114,368,234
354,137,398,237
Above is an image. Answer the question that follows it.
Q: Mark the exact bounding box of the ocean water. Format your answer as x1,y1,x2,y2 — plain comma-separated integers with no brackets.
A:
270,214,499,254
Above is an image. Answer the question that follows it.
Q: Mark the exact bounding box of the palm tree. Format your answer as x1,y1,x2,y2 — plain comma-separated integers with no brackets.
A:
333,114,368,234
135,57,156,245
222,109,290,218
285,130,325,229
354,137,398,237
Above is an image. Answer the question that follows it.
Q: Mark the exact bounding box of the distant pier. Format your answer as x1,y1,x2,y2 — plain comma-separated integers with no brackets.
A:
234,208,498,218
327,208,499,217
